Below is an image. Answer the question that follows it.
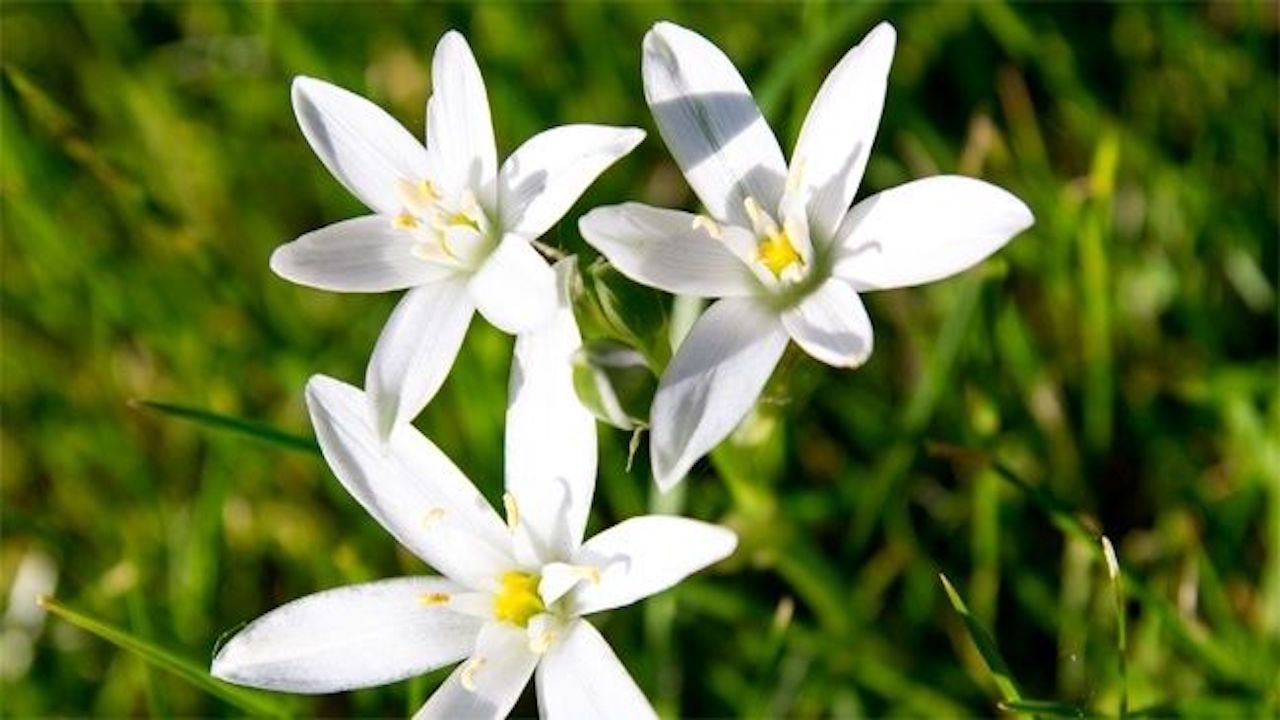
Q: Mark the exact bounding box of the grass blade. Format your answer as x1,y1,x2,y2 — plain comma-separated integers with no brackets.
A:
939,573,1022,704
39,596,290,717
131,399,319,455
1000,699,1089,718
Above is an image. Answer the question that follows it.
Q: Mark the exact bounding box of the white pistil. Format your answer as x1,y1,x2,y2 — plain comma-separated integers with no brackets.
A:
459,656,486,691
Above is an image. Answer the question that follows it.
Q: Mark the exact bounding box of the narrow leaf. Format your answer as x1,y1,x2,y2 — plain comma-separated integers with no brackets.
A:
939,573,1022,703
39,596,291,717
999,699,1089,718
131,399,319,455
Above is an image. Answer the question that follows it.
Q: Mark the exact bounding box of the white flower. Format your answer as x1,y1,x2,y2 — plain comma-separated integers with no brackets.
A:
211,260,736,719
274,31,645,439
579,21,1035,490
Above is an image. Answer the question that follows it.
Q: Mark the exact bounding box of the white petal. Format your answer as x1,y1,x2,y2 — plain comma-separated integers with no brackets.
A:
642,22,787,229
416,622,538,720
535,620,656,720
505,259,597,558
499,125,645,240
791,23,896,243
649,298,789,490
365,279,475,438
571,516,737,615
833,175,1034,291
305,375,513,590
578,203,759,298
270,216,456,293
780,279,873,368
292,77,429,216
468,236,557,334
211,577,481,693
426,31,498,206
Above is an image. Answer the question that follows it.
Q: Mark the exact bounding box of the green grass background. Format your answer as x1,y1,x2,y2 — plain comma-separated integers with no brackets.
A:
2,2,1278,716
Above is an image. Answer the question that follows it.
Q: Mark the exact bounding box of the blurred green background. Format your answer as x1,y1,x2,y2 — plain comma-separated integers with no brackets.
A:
2,2,1277,717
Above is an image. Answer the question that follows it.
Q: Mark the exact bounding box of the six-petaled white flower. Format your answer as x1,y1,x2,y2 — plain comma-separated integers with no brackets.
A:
579,21,1035,490
212,260,737,719
274,31,644,439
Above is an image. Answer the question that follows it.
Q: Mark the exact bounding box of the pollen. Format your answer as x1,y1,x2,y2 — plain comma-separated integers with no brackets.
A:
419,591,451,607
493,571,545,628
392,212,420,231
758,229,802,279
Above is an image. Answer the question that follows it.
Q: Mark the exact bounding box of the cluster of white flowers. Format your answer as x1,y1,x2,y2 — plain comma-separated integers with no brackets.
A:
212,22,1032,719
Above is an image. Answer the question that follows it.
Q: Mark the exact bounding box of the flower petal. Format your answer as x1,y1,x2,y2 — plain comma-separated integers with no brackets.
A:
505,259,597,558
642,22,787,229
780,279,873,368
832,175,1034,291
571,516,737,615
415,622,538,720
649,298,789,490
791,22,896,243
365,279,475,438
211,577,481,693
468,236,557,334
426,31,498,206
579,203,759,298
270,216,456,293
535,620,656,720
499,125,645,240
292,77,429,216
305,375,513,590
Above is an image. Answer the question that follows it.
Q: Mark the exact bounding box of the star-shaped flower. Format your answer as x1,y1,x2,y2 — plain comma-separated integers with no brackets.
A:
580,21,1034,489
275,31,644,438
212,260,736,719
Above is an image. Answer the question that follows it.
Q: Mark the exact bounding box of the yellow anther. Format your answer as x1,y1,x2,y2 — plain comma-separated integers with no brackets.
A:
445,211,481,233
419,591,451,607
493,571,545,628
396,178,442,212
758,229,803,280
502,493,520,532
392,212,420,231
691,214,722,240
460,657,486,691
422,507,446,527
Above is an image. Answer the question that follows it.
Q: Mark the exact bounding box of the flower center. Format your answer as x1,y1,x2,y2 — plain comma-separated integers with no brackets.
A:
391,177,492,269
758,228,802,279
744,196,805,281
493,571,544,628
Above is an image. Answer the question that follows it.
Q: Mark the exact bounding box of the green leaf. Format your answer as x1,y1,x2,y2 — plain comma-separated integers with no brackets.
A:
39,596,291,717
939,573,1022,704
999,699,1090,718
132,399,319,456
571,338,656,431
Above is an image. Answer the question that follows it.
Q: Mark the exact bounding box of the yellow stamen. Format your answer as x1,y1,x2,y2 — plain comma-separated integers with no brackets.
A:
758,229,802,279
419,591,451,607
502,493,520,532
493,571,545,628
460,657,486,691
743,197,770,232
396,178,442,211
392,212,420,231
